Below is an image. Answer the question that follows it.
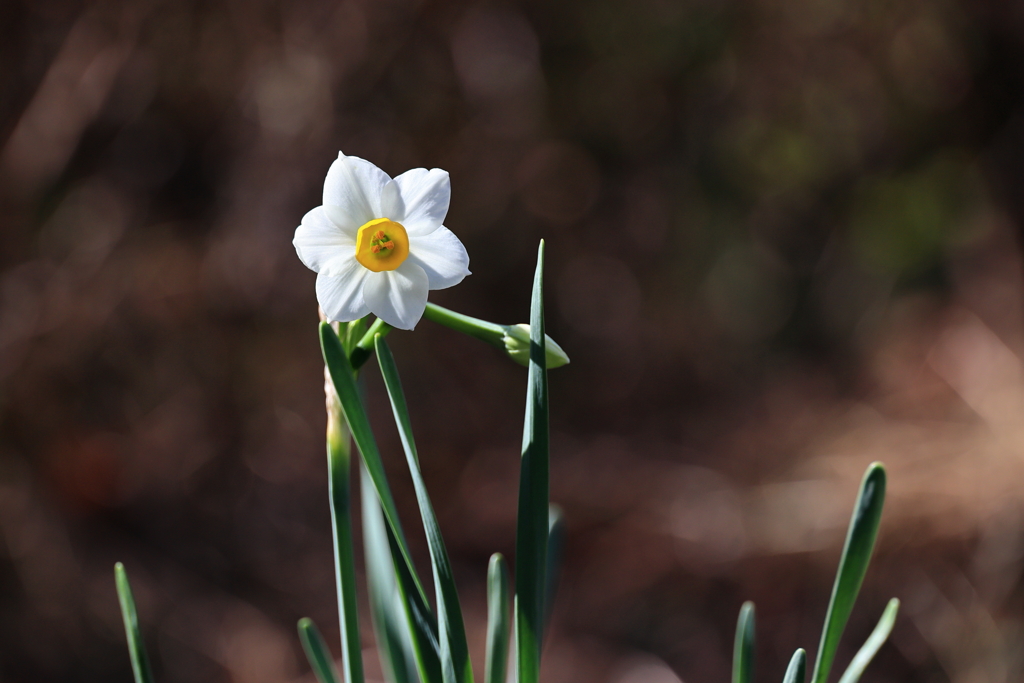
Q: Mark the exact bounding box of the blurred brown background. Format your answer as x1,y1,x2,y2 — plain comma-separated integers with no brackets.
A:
3,0,1024,681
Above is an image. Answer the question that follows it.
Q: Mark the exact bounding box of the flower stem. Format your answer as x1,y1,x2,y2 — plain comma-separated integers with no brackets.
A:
423,302,506,348
350,317,393,369
424,303,570,368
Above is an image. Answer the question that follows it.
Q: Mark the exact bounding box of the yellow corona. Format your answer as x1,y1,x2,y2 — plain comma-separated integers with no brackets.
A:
354,218,410,272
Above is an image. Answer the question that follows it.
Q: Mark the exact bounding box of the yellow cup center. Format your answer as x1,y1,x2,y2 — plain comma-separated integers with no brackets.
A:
355,218,409,272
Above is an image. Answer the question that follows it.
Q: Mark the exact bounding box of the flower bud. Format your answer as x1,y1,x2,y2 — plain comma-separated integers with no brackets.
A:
502,324,570,369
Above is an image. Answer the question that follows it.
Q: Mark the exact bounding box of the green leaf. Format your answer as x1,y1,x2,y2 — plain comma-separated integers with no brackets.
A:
732,601,755,683
362,464,422,683
322,323,439,682
515,241,550,683
376,337,473,683
782,649,806,683
298,618,342,683
326,416,365,683
320,322,429,607
836,599,899,683
114,563,155,683
810,463,887,683
385,507,444,683
544,506,565,629
485,554,511,683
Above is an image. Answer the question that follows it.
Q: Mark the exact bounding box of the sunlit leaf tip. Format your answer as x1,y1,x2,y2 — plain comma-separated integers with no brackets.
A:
114,562,155,683
486,553,511,683
298,618,342,683
811,462,888,683
837,598,899,683
733,601,755,683
783,649,806,683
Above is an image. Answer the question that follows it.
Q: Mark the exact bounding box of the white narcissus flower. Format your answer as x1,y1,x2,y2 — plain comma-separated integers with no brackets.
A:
293,152,471,330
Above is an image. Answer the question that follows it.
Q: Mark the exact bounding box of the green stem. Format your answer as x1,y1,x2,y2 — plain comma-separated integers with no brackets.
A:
423,303,506,348
350,318,393,369
327,409,365,683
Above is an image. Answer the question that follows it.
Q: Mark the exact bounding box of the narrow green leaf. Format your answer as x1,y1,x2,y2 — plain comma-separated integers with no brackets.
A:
782,649,806,683
515,241,550,683
320,321,429,608
323,323,439,681
376,337,473,683
298,618,342,683
733,601,755,683
543,506,565,629
485,554,511,683
811,463,887,683
362,464,421,683
326,411,364,683
386,507,444,683
114,563,155,683
836,599,899,683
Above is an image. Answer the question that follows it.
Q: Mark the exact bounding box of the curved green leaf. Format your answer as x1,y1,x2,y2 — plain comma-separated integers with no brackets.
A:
782,649,806,683
376,337,473,683
320,321,428,607
114,563,155,683
326,416,364,683
515,241,550,683
385,510,443,683
733,601,755,683
322,323,439,682
362,463,424,683
811,463,887,683
544,506,565,630
298,618,342,683
485,554,511,683
837,599,899,683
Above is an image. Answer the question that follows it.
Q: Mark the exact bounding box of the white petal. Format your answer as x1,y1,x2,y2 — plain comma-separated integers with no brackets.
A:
323,204,363,235
363,261,429,330
379,179,405,221
408,227,471,290
293,206,356,274
392,168,450,235
316,261,371,322
323,152,390,226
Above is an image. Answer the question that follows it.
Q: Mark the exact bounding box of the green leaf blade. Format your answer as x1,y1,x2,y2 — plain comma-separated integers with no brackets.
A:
783,649,806,683
485,554,511,683
733,601,755,683
376,337,473,683
811,463,887,683
319,322,429,607
114,562,155,683
362,463,426,683
298,618,342,683
836,599,899,683
326,417,365,683
543,506,565,631
515,241,550,683
385,508,444,683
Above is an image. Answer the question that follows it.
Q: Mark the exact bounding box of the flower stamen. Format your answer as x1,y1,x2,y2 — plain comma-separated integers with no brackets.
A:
355,218,410,272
